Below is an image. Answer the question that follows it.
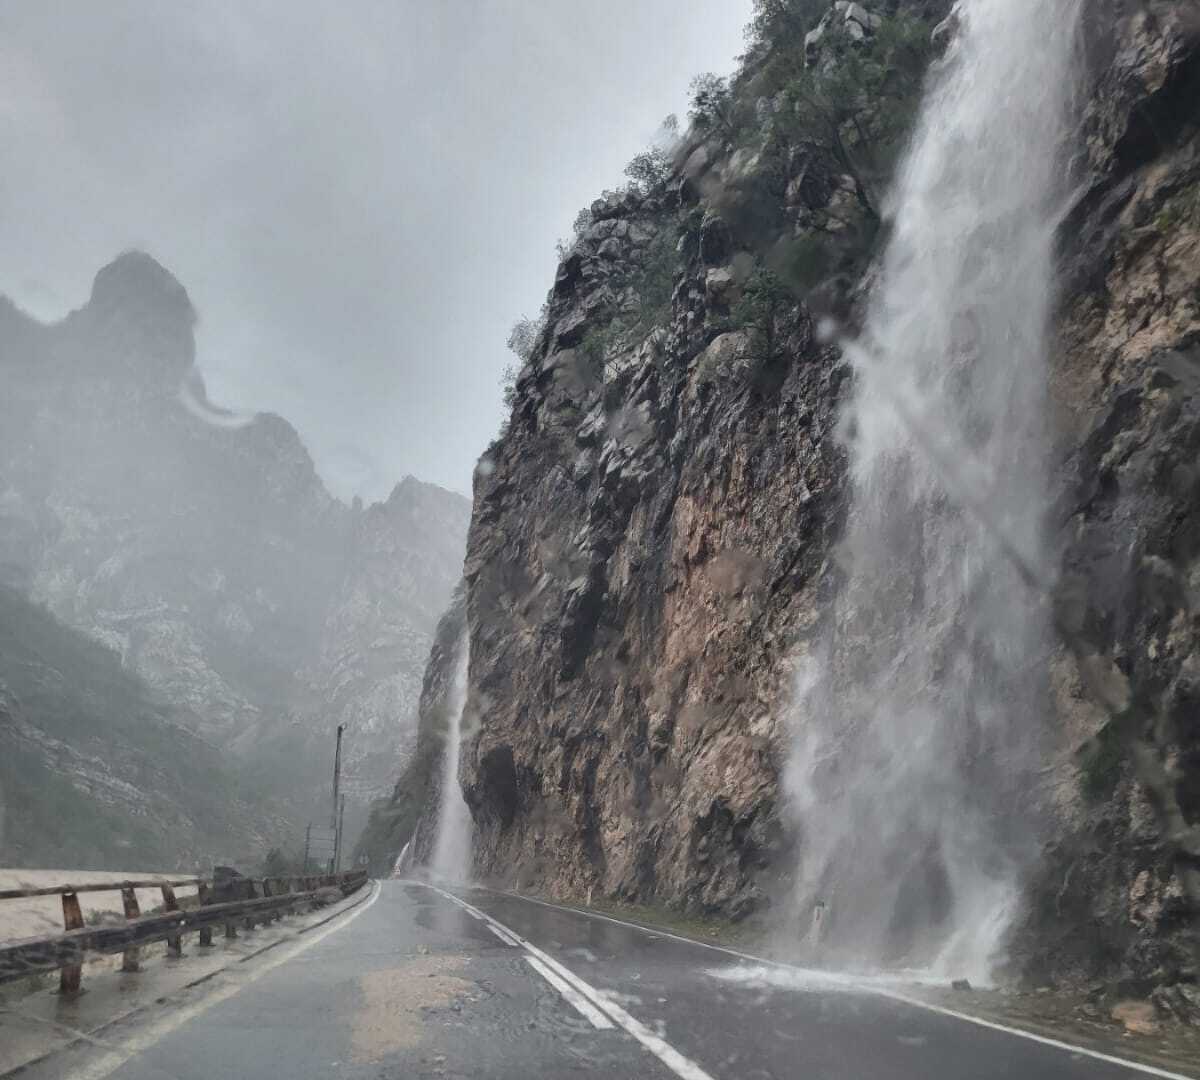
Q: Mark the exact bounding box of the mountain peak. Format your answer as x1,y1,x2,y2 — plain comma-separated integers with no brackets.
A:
89,250,195,325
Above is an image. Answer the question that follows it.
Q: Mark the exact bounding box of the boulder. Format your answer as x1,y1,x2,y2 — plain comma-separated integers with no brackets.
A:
597,237,624,261
705,267,741,309
1110,1000,1161,1036
554,307,589,348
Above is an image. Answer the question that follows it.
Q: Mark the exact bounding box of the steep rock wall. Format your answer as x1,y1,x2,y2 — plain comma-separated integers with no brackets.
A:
456,0,1200,995
1016,1,1200,993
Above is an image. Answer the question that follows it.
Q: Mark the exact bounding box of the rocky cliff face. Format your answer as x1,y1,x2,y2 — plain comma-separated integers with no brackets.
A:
0,252,470,859
443,0,1199,999
300,479,472,806
1015,1,1200,997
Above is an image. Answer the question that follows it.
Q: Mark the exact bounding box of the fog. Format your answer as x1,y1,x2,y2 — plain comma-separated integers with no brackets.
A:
0,1,752,500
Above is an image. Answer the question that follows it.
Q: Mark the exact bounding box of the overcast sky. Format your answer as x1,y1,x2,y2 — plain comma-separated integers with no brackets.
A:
0,1,752,500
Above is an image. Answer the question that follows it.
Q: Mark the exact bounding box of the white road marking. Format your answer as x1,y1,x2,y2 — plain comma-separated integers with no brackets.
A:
421,883,717,1080
66,880,383,1080
487,888,1199,1080
878,992,1198,1080
486,923,521,948
524,955,615,1029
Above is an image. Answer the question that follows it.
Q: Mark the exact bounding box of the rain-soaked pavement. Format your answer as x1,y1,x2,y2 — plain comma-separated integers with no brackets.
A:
10,879,1195,1080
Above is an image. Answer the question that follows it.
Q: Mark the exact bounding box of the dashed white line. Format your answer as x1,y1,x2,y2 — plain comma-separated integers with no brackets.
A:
423,883,717,1080
524,956,615,1029
484,887,1199,1080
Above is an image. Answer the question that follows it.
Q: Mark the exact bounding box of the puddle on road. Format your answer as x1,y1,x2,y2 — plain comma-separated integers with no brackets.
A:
350,955,475,1064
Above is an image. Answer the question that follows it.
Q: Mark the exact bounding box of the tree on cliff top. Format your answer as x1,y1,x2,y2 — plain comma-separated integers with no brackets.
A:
779,10,934,219
745,0,833,53
502,311,547,409
692,4,934,223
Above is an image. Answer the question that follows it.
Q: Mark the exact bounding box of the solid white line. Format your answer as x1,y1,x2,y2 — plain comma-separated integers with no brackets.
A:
481,888,1198,1080
486,923,520,948
524,955,615,1030
877,991,1197,1080
67,881,383,1080
493,924,523,948
421,883,717,1080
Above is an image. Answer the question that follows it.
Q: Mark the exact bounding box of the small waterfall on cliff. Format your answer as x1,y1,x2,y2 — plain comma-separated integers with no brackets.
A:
786,0,1082,983
431,634,473,883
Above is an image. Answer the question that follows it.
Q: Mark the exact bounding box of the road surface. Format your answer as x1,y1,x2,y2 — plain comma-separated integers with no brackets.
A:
14,879,1195,1080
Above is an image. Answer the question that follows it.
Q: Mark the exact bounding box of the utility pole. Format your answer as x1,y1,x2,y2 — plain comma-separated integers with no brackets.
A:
330,723,344,873
334,794,346,873
302,823,312,874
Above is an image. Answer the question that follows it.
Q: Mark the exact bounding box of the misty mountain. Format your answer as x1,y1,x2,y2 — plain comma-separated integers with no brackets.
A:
0,252,470,862
0,585,283,869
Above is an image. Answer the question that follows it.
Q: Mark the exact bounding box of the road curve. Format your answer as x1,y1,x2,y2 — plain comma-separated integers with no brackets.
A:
16,879,1196,1080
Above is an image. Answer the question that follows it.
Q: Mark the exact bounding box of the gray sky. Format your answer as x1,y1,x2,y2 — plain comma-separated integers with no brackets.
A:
0,1,752,500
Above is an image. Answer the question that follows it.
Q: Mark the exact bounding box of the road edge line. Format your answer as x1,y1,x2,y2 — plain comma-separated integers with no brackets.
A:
0,882,379,1079
62,880,383,1080
876,990,1197,1080
473,886,1198,1080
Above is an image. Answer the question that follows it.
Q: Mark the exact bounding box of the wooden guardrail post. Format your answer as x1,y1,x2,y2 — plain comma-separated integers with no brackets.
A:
197,882,214,947
60,890,83,995
243,880,259,932
223,879,238,939
0,871,363,991
120,886,141,972
160,884,182,958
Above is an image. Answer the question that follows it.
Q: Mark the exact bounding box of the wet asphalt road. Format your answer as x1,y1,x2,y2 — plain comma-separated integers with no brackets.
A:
20,879,1190,1080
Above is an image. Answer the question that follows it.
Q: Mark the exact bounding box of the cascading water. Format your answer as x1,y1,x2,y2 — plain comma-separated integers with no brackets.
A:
431,634,473,883
786,0,1082,984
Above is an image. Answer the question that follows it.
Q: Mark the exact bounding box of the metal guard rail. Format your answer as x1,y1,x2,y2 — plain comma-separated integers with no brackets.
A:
0,870,369,993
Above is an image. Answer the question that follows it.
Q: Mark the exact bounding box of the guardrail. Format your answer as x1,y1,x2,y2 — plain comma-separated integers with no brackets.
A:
0,870,368,994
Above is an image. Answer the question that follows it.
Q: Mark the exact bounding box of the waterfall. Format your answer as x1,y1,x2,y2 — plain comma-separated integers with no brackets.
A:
431,633,473,883
786,0,1082,984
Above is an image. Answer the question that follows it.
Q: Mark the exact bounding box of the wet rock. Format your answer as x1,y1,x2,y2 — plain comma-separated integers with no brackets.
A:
704,267,741,309
1151,984,1200,1026
554,307,590,348
597,237,624,260
931,12,959,52
699,211,732,266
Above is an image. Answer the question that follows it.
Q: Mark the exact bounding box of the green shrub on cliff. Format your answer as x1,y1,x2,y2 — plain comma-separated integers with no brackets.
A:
733,266,794,364
691,4,934,224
